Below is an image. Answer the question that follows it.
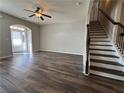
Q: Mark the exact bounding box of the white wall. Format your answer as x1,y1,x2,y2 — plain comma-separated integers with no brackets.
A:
87,0,94,23
99,0,122,22
120,1,124,24
0,12,40,58
40,0,91,57
40,0,91,75
40,21,87,55
90,0,99,21
98,0,123,40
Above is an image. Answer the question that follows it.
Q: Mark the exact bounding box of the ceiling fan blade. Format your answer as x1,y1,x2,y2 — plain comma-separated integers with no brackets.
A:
40,16,44,21
29,14,35,17
42,14,52,18
24,9,35,13
35,7,40,12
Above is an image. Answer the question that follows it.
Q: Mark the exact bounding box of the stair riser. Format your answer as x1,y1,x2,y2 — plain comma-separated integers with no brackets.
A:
90,53,119,58
90,39,110,41
90,59,121,66
90,41,110,42
90,49,115,52
90,44,112,46
90,50,117,56
90,70,124,81
89,31,104,33
90,36,107,40
90,42,112,45
89,28,104,30
90,35,107,37
90,62,123,71
89,34,107,36
90,46,114,50
90,56,119,62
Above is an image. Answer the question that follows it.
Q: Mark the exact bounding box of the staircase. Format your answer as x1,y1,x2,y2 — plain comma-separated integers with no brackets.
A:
89,22,124,81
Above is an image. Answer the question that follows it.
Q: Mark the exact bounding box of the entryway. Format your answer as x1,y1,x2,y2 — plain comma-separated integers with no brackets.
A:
10,24,32,54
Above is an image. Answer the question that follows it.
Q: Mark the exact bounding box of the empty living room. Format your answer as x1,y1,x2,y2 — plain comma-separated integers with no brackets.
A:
0,0,124,93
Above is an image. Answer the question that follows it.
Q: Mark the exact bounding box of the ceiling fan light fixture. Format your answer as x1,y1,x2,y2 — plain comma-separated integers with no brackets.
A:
35,13,42,17
24,7,51,21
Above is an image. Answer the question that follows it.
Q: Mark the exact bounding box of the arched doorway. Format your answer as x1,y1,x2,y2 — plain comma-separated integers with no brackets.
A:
10,24,32,53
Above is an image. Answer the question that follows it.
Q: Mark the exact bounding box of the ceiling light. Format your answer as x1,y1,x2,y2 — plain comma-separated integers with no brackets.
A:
35,13,42,17
76,2,82,6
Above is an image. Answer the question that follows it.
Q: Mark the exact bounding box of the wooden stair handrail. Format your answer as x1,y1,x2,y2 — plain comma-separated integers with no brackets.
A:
99,8,124,54
99,8,124,28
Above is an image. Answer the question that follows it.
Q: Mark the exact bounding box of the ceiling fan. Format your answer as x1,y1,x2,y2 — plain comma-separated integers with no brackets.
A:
24,7,52,21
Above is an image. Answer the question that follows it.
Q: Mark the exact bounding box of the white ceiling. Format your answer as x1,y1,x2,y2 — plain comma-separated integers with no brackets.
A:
0,0,90,25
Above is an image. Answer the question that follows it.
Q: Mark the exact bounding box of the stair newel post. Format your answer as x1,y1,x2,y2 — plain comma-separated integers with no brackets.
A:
83,24,90,76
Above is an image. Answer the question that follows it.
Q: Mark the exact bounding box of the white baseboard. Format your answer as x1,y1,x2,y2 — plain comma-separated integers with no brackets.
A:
0,55,13,60
83,73,89,76
39,49,83,56
33,49,41,52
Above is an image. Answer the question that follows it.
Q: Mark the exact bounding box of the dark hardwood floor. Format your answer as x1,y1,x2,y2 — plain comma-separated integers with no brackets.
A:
0,51,124,93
